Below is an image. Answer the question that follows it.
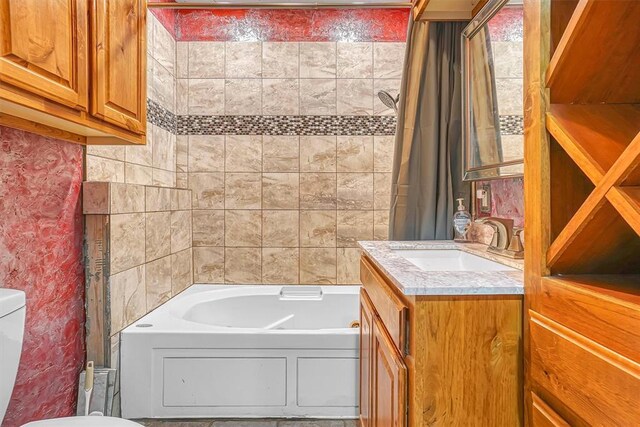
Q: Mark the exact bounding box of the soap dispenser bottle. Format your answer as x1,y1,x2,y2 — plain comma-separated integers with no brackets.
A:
453,198,471,242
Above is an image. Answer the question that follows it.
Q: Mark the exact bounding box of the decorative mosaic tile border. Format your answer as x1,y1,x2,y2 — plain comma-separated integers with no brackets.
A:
500,115,524,135
147,99,177,134
148,100,524,137
177,114,398,136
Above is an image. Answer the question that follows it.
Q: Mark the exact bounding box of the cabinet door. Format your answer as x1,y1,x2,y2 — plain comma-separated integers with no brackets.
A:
0,0,89,110
360,290,375,427
371,316,407,427
91,0,146,134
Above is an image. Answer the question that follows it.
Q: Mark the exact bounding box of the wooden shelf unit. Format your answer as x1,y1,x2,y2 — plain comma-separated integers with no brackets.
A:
546,0,640,104
608,186,640,236
524,0,640,424
546,104,640,185
547,195,640,274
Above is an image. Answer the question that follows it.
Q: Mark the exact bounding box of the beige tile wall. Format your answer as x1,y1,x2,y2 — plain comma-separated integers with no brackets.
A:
493,36,523,161
85,34,405,335
176,41,406,285
84,183,193,336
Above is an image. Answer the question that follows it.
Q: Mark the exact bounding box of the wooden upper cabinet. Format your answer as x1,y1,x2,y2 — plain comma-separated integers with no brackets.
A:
0,0,147,144
412,0,489,21
412,0,429,20
0,0,89,110
91,0,146,135
371,316,407,427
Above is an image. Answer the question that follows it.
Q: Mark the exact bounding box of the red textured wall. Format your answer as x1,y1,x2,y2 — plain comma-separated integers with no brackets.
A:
148,7,409,42
477,178,525,227
488,5,523,42
150,7,177,37
176,8,409,41
0,126,85,427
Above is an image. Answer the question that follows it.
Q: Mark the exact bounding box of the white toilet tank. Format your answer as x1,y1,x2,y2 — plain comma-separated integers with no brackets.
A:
0,289,26,424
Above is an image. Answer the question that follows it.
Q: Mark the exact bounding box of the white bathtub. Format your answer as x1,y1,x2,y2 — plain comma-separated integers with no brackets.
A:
120,285,360,419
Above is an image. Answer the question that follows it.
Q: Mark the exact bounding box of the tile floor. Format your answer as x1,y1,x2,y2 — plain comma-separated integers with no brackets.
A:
136,419,358,427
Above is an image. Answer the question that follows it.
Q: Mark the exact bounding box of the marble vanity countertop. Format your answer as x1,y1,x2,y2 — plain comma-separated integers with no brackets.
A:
358,240,524,296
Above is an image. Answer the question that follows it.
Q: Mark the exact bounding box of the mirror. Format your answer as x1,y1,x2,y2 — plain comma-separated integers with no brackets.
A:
462,0,524,181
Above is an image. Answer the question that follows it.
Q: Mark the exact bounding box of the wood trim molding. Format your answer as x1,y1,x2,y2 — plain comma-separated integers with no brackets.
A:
0,113,86,145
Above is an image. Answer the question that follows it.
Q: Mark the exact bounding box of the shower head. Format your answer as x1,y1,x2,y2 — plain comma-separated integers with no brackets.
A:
377,90,399,113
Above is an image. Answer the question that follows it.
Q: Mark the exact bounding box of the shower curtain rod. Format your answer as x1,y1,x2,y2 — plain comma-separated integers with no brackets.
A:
148,2,412,9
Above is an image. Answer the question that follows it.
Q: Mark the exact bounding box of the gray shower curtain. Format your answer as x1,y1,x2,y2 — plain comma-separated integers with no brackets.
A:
389,18,468,241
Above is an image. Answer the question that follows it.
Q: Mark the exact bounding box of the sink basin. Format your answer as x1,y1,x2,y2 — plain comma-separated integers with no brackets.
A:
392,249,516,272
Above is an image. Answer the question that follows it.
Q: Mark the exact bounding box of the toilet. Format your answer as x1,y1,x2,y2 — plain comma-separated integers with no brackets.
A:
0,289,141,427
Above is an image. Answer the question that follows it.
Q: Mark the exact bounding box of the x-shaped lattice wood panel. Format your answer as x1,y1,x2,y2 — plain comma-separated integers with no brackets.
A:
545,105,640,273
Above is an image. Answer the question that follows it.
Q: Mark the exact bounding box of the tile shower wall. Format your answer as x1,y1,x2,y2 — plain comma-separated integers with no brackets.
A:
84,11,409,333
490,5,524,160
178,38,406,285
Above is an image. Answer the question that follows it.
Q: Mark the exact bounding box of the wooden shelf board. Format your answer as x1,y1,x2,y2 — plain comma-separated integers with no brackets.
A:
546,104,640,185
546,0,640,103
547,196,640,274
550,0,579,55
620,132,640,186
544,275,640,306
608,187,640,237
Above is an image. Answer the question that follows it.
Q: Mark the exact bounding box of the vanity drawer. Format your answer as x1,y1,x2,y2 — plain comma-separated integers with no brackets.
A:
529,311,640,425
531,393,570,427
360,256,408,353
538,276,640,362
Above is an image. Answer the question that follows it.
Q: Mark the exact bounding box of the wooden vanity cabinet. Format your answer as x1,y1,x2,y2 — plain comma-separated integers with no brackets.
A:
359,290,374,427
359,255,523,427
370,315,407,427
360,289,407,427
0,0,147,145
